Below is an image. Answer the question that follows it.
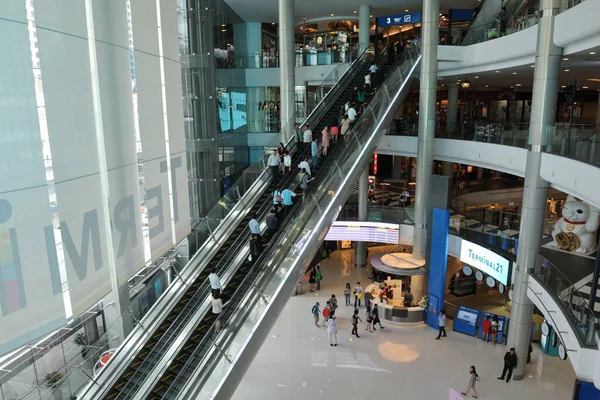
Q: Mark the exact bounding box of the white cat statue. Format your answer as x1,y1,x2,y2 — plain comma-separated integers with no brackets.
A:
551,195,600,254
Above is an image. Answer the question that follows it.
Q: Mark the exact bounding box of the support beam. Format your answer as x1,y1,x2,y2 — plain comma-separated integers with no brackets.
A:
507,0,562,381
358,5,371,53
279,0,295,143
355,166,369,268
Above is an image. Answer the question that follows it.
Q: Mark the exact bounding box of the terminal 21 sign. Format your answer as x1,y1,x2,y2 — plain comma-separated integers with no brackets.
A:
459,239,510,285
376,12,422,27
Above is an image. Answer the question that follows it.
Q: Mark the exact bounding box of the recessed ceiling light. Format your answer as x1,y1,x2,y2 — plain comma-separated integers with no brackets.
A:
583,86,589,89
495,70,500,73
475,76,479,79
330,13,334,16
510,86,514,88
221,29,226,32
353,10,357,14
370,14,373,17
530,65,535,68
485,85,489,87
564,69,570,72
441,84,445,86
512,72,517,75
515,83,522,86
221,24,226,27
439,13,442,16
405,9,409,12
590,51,596,55
561,85,566,88
272,22,275,25
457,79,461,82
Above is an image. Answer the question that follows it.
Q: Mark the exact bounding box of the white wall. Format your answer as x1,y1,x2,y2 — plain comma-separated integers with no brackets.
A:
438,0,600,77
377,136,600,209
244,63,348,87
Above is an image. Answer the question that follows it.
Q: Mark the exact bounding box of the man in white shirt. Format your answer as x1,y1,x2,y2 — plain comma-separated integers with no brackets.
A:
298,158,311,176
347,106,357,122
327,316,338,346
354,282,363,308
208,267,221,297
364,73,372,89
267,149,280,184
303,125,312,151
248,213,261,240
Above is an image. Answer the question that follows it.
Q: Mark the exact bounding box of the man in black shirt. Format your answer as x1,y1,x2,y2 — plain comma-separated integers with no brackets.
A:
266,209,278,239
498,348,517,382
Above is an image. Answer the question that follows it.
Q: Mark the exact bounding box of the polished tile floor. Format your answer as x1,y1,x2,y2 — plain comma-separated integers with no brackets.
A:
232,247,576,400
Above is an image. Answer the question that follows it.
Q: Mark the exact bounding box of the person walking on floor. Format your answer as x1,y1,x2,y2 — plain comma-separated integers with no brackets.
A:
329,294,338,317
435,309,447,340
354,282,363,308
323,301,332,322
309,267,317,292
498,348,517,382
462,365,480,398
344,283,351,306
365,303,374,332
327,316,338,346
351,309,362,338
311,301,321,327
315,264,323,290
267,149,280,184
372,304,385,330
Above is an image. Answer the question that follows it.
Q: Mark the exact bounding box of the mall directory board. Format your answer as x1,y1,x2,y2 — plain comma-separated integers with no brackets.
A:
477,312,507,344
453,306,481,337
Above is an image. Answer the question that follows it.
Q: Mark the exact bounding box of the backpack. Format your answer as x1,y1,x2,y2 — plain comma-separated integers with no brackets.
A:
312,305,318,315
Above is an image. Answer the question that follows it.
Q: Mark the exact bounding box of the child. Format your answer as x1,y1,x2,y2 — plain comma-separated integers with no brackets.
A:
311,302,320,327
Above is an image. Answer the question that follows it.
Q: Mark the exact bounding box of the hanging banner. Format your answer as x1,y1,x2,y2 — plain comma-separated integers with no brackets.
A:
160,0,191,242
0,2,66,354
93,0,146,284
34,0,112,316
130,0,174,260
376,12,422,27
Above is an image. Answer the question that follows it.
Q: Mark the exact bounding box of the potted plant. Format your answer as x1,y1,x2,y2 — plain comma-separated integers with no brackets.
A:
44,371,64,400
73,332,89,360
417,295,428,321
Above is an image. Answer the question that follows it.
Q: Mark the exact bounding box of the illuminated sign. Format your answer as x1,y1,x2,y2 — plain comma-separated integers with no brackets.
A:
459,239,510,285
376,12,422,27
325,221,400,244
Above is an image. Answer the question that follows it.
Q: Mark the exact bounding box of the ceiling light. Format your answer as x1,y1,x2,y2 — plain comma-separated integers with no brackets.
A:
353,10,357,14
439,13,442,16
485,85,489,88
461,78,471,89
588,78,600,82
512,72,517,75
221,24,226,27
563,57,569,61
590,51,596,55
495,70,500,73
330,13,334,16
515,83,522,86
405,9,409,12
441,84,445,86
530,65,535,68
457,79,461,82
561,85,566,88
583,86,589,89
370,14,373,17
510,86,514,88
474,76,479,79
221,29,226,32
272,22,275,25
564,69,570,72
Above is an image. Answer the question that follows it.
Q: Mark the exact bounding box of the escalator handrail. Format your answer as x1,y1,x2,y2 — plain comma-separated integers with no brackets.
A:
77,48,371,400
177,50,422,400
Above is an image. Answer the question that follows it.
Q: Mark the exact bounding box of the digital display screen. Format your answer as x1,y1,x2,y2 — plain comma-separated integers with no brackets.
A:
325,221,400,244
457,309,478,326
460,239,510,285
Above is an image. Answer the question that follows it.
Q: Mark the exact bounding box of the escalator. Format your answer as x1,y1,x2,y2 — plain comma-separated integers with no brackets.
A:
462,0,533,45
78,50,376,400
159,48,422,400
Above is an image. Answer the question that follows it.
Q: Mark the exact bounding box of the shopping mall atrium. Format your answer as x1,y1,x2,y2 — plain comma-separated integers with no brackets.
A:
1,0,600,398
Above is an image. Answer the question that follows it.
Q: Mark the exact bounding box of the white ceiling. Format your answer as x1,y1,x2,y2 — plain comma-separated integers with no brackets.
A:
439,45,600,92
224,0,481,23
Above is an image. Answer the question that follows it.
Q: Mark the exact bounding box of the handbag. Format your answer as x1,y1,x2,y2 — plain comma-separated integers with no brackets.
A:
274,196,283,202
357,292,362,300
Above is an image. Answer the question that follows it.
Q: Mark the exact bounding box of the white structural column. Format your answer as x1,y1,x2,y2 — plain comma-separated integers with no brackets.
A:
358,5,371,53
279,0,295,143
446,83,459,133
413,0,439,261
507,0,561,380
355,167,369,267
595,91,600,130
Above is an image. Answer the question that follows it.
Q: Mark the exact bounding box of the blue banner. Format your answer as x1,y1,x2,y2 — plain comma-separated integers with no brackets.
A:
449,9,474,22
376,12,422,27
426,208,450,329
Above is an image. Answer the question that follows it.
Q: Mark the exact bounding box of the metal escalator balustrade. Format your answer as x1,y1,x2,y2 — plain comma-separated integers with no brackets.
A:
170,47,422,400
77,49,374,400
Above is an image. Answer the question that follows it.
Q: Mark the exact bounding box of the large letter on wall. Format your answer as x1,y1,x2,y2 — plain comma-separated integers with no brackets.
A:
93,0,145,284
0,2,66,354
130,0,174,259
33,0,111,316
160,0,191,242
